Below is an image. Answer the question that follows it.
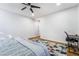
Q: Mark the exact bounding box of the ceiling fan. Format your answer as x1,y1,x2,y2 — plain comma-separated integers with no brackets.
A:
21,3,40,13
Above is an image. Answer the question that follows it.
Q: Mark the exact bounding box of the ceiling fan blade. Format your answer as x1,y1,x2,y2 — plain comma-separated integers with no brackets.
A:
21,7,27,10
22,3,26,5
22,3,29,5
31,5,40,8
22,3,31,6
30,8,33,13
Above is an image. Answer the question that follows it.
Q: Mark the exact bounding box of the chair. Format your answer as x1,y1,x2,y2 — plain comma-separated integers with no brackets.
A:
64,31,79,52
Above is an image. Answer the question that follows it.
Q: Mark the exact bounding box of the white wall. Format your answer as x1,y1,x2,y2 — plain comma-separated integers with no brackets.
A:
77,5,79,35
0,9,38,39
0,5,79,43
37,7,78,43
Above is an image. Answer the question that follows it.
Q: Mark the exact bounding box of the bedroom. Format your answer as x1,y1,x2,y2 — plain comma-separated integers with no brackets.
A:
0,3,79,56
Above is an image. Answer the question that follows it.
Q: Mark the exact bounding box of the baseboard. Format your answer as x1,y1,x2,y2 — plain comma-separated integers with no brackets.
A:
40,38,67,45
29,35,40,39
29,35,67,45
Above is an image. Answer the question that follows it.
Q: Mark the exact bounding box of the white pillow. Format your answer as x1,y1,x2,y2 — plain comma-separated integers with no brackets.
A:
0,32,13,39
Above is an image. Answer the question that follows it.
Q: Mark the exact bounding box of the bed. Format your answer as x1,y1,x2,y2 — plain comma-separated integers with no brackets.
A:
0,32,50,56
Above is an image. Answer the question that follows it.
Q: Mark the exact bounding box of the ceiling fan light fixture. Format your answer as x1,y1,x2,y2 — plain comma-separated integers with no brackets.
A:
56,3,61,6
32,13,35,16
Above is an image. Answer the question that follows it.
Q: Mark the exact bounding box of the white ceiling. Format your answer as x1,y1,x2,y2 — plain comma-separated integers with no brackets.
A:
0,3,78,18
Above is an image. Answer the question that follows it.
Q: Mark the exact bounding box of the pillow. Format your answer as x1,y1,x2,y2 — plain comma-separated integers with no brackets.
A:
0,32,13,39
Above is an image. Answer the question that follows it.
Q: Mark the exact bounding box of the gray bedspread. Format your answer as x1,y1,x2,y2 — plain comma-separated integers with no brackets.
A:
0,38,36,56
0,35,49,56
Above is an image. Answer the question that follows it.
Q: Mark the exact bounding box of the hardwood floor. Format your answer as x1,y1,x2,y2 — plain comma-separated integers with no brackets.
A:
29,35,79,56
67,47,79,56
